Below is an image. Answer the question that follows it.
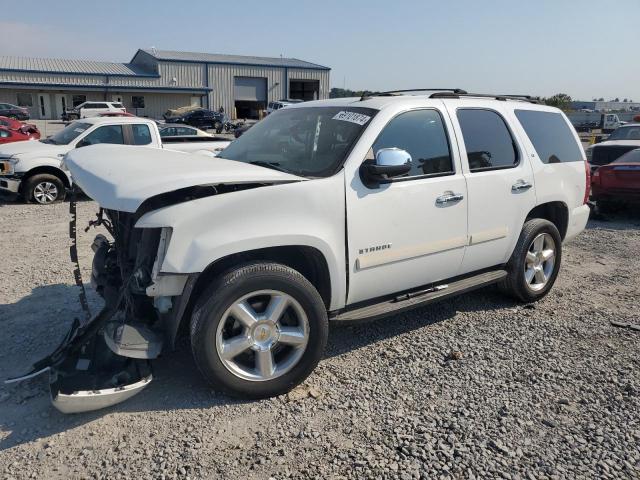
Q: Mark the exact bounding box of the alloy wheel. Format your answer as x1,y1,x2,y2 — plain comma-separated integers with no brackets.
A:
524,233,556,292
33,181,59,204
215,290,309,381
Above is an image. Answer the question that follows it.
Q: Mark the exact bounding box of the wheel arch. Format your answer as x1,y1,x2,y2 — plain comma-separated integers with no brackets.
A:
23,165,72,189
166,245,332,349
525,201,569,240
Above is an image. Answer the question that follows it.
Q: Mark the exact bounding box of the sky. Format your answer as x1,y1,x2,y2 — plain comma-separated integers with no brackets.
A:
1,0,639,101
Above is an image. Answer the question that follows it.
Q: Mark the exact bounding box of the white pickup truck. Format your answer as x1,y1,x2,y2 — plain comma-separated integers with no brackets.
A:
10,90,591,413
0,117,231,204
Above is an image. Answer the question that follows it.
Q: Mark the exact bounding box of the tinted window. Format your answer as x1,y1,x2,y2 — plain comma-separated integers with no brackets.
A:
159,127,176,137
608,126,640,141
82,125,124,146
177,127,196,136
515,110,583,163
615,149,640,164
457,109,518,171
373,109,453,177
112,103,124,109
132,124,151,145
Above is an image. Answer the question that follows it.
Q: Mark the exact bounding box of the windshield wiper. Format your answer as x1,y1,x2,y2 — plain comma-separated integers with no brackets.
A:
248,161,287,173
41,138,58,145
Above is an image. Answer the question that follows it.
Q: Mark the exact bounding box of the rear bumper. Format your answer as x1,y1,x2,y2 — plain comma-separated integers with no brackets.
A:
565,204,590,242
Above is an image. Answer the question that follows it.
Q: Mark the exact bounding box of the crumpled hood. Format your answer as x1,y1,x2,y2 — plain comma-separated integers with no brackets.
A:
0,139,68,159
65,144,305,212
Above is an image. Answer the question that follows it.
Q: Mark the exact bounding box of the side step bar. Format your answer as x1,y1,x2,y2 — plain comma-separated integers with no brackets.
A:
332,270,507,322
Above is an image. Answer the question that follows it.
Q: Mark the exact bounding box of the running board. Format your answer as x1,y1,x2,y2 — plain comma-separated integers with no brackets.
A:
332,270,507,322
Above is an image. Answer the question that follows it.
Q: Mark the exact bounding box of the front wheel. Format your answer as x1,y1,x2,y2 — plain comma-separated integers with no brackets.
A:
190,262,328,398
499,219,562,302
23,174,66,204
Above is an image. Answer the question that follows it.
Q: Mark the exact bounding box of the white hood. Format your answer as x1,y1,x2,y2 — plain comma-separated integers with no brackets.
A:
65,144,305,212
0,139,68,159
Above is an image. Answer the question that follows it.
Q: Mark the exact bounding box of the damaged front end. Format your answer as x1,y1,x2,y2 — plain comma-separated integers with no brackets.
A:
7,201,167,413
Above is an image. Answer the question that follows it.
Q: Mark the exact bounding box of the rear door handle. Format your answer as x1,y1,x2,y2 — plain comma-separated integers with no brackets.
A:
436,191,464,205
511,180,532,192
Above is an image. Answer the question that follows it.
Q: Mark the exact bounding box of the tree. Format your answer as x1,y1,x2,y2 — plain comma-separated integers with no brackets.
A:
543,93,572,111
598,97,605,101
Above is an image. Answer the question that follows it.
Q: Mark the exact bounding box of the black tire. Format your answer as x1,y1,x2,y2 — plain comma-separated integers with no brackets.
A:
190,261,328,398
22,173,66,204
499,218,562,303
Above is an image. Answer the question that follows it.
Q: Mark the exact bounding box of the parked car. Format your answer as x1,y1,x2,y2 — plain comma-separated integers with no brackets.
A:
0,117,231,204
62,101,126,121
159,124,214,138
12,91,591,413
0,125,40,144
591,148,640,211
233,122,253,138
163,108,224,131
0,103,29,120
585,124,640,172
266,99,303,115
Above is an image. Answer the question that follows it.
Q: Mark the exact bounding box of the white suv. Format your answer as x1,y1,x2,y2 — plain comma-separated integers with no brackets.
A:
18,89,591,412
72,101,126,119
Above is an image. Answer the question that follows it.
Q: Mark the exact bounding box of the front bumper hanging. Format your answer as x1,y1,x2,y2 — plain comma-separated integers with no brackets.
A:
5,198,153,413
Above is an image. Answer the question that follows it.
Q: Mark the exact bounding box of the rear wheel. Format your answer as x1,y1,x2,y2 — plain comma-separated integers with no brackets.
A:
499,219,562,302
190,261,328,398
23,174,66,204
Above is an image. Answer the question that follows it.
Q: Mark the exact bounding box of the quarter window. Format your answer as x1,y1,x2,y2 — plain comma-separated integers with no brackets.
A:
373,109,453,177
457,109,518,171
514,110,583,163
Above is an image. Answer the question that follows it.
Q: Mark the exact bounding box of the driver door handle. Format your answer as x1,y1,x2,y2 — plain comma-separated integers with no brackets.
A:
436,191,464,205
512,180,533,192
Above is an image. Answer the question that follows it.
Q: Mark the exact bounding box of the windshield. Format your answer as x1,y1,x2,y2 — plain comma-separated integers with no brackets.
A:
608,126,640,141
43,122,91,145
615,149,640,164
219,106,377,177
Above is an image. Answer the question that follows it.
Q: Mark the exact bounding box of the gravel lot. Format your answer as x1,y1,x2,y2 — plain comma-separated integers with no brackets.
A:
0,196,638,480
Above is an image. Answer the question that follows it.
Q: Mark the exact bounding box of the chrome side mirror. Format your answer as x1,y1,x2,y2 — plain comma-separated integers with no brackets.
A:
360,148,412,187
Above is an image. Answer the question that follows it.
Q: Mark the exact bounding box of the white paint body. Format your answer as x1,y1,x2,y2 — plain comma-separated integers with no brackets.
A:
66,96,590,311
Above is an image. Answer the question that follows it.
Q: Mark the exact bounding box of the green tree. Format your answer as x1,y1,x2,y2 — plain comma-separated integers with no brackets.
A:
543,93,572,111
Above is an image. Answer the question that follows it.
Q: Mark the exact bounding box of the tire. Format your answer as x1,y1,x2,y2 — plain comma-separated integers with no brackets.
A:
499,219,562,303
23,174,66,204
190,261,328,398
214,121,223,134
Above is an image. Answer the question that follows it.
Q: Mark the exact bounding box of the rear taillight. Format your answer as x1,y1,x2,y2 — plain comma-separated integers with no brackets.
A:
583,159,591,204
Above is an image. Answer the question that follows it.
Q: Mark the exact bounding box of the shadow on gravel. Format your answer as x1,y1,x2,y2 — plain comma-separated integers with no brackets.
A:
0,280,517,450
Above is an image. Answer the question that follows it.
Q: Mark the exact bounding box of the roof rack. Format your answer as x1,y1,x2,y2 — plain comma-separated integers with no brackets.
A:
429,92,540,104
359,88,467,101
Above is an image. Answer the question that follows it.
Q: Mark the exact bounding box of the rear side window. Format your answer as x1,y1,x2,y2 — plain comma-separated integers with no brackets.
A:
457,109,518,171
515,110,583,163
373,109,453,177
132,124,152,145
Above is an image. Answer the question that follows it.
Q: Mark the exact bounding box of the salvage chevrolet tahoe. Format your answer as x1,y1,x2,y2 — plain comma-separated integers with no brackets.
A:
9,89,591,413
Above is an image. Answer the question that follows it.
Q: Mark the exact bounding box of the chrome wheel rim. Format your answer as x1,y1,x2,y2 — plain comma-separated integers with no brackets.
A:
215,290,309,382
33,182,58,204
524,233,556,292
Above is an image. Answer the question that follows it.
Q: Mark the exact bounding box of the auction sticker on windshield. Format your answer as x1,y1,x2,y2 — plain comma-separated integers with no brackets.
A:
332,111,371,126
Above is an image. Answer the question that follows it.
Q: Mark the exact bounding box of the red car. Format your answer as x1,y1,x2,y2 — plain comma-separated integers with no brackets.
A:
0,116,40,144
591,148,640,210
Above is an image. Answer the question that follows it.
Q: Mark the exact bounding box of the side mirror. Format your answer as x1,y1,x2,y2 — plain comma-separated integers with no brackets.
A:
360,148,412,187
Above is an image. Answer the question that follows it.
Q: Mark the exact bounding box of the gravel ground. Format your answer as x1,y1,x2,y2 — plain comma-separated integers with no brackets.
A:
0,196,639,480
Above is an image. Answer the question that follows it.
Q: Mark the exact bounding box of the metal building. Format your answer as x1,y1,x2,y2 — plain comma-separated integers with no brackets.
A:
0,49,330,120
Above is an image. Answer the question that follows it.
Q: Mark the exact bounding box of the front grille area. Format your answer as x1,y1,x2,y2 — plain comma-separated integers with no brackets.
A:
591,146,637,166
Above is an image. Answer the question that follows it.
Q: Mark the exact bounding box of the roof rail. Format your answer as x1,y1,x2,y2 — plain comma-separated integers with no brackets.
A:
429,92,540,104
359,88,467,101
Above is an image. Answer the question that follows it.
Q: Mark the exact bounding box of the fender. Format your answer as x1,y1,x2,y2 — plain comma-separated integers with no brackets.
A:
136,173,347,310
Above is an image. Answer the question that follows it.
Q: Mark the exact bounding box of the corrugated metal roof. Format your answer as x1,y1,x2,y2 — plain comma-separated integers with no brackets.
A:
0,56,156,76
142,49,330,70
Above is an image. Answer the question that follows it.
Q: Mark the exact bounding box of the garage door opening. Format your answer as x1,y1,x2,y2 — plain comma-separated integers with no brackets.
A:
234,76,267,119
289,80,320,101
